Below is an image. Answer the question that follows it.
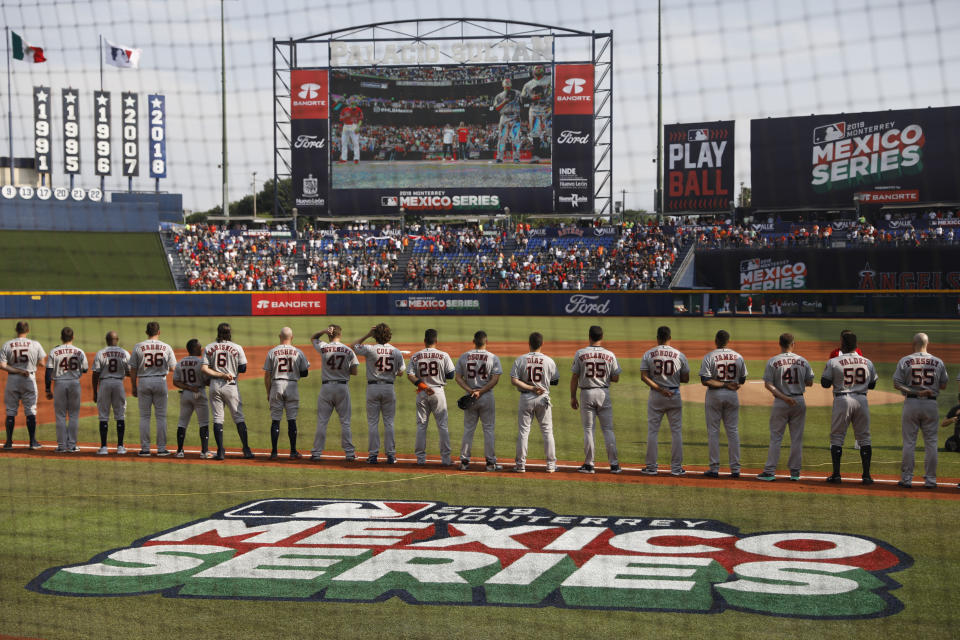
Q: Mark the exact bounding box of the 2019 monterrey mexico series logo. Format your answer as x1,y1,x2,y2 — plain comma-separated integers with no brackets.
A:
28,499,911,619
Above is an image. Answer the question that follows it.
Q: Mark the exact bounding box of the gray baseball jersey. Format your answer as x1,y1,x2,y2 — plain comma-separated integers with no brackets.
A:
93,346,130,422
203,340,248,424
572,346,621,467
130,339,175,452
521,76,552,116
893,352,948,485
407,347,455,387
263,345,310,421
493,88,522,124
640,345,689,474
1,337,45,417
511,352,559,470
354,343,404,383
456,349,503,463
47,344,88,451
822,353,878,446
312,340,358,457
700,348,747,473
761,352,815,475
408,347,456,465
354,342,404,458
174,355,209,429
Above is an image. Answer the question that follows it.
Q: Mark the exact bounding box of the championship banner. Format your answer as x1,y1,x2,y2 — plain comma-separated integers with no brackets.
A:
290,69,329,214
93,90,112,176
121,92,139,176
33,86,51,175
554,64,594,212
62,88,80,174
663,121,734,212
148,94,167,178
751,106,960,209
693,247,960,290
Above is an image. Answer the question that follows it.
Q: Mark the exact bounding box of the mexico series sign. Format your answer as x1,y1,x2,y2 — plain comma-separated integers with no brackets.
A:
751,106,960,209
29,499,911,619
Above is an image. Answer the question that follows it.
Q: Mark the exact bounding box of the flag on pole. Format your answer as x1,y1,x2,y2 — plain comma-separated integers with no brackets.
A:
104,39,141,68
11,31,46,63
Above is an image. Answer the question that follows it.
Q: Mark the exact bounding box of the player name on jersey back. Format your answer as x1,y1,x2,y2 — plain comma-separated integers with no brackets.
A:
510,353,558,393
174,356,206,388
132,341,175,377
264,346,309,381
93,347,130,379
640,346,688,388
456,350,502,389
893,352,948,394
408,348,454,387
572,347,620,388
355,343,403,383
1,339,45,372
203,341,247,379
314,341,357,382
47,345,88,381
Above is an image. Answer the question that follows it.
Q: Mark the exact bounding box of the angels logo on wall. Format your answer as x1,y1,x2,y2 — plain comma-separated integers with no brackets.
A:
858,262,876,289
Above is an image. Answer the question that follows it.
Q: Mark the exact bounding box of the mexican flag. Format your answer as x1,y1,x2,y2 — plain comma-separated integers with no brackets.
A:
11,31,46,63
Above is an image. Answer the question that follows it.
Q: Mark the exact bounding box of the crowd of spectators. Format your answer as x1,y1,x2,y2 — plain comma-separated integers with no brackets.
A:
172,225,299,291
330,123,497,160
332,94,491,110
337,65,530,85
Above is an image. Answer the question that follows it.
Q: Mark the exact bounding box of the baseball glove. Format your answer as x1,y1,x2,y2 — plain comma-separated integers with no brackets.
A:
457,395,477,411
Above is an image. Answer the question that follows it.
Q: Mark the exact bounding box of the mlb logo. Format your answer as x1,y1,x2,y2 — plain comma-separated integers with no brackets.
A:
688,128,709,142
381,196,399,207
813,122,846,144
395,299,408,308
741,259,761,271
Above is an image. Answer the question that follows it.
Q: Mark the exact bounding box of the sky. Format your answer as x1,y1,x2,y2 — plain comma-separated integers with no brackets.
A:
2,0,959,213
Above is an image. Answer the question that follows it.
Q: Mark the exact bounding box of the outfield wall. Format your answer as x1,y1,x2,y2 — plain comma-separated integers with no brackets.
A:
0,291,674,318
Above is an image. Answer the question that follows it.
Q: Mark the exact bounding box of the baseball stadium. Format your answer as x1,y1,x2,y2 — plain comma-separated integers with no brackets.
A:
2,4,960,640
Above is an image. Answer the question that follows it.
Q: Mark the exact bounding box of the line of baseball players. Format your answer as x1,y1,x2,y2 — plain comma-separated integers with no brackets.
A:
1,320,958,487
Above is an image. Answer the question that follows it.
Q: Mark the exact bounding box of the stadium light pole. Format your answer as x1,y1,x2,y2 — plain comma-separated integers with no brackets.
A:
252,171,257,218
220,0,234,220
655,0,663,215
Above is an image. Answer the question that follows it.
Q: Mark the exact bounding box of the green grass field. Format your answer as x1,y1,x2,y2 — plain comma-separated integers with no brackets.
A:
2,315,960,639
0,231,174,291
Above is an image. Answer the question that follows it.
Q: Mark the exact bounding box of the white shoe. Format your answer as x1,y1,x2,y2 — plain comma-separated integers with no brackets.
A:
175,451,184,458
97,446,108,455
116,445,127,455
200,451,213,459
640,467,658,476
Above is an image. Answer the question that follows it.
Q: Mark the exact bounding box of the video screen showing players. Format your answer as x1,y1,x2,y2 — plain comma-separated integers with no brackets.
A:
329,64,553,189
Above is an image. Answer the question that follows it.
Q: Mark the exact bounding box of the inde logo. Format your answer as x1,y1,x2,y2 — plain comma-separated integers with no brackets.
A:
28,499,911,619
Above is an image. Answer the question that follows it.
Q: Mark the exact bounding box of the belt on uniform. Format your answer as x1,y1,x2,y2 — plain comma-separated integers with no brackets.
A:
580,386,609,390
906,394,936,399
658,387,678,391
834,392,866,396
368,380,393,385
788,393,804,397
323,380,347,385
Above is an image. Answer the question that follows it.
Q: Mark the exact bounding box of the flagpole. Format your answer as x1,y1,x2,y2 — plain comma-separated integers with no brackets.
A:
6,27,15,185
99,34,103,90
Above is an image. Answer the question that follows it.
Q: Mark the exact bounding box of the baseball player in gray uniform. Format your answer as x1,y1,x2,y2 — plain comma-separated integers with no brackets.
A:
639,325,690,476
455,330,503,471
492,78,523,163
172,339,210,459
758,333,814,481
510,332,559,472
406,328,456,466
892,332,948,488
570,325,622,474
311,325,359,461
129,322,177,456
45,327,88,452
263,327,310,460
353,323,404,465
821,331,878,484
700,330,748,478
91,331,130,455
202,323,252,460
0,321,46,450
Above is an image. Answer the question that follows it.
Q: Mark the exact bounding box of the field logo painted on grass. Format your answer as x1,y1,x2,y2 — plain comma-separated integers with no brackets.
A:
28,499,912,619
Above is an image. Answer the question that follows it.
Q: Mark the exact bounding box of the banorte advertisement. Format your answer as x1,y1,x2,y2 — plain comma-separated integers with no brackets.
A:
291,69,329,214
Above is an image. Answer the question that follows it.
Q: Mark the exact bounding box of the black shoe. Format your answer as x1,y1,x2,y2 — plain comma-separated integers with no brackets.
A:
214,449,225,460
269,451,278,460
730,471,741,478
862,475,874,485
386,455,396,464
703,470,719,478
345,454,356,462
577,464,595,474
825,474,842,483
367,455,378,464
290,450,301,460
897,480,912,488
2,442,12,450
242,447,255,459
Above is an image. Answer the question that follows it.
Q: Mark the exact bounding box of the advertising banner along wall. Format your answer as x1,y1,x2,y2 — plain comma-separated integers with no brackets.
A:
694,246,960,290
291,69,330,214
664,121,734,212
751,106,960,209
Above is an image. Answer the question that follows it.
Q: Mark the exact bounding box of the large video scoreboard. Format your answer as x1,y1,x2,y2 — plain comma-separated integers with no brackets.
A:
290,62,596,215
